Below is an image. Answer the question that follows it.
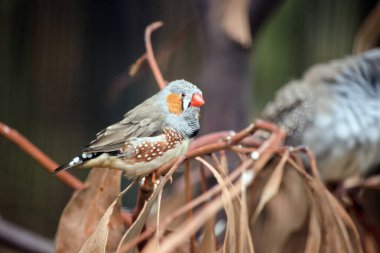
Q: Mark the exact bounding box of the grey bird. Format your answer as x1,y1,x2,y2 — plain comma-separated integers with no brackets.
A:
262,49,380,181
55,80,205,179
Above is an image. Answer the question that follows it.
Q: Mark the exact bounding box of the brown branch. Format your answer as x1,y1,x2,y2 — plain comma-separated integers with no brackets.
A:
156,119,286,175
145,21,168,89
0,122,84,190
188,130,234,150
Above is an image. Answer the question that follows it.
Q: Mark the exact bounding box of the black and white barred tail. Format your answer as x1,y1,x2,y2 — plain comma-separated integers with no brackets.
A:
54,152,99,174
54,150,124,174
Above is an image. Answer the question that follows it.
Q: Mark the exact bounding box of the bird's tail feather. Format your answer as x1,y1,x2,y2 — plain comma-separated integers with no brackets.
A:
54,156,84,175
54,151,124,175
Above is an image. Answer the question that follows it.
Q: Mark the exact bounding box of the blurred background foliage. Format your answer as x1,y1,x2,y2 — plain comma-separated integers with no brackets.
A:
0,0,377,243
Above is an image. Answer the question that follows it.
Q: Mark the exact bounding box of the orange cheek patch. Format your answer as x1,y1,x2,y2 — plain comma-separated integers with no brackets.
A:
166,93,183,115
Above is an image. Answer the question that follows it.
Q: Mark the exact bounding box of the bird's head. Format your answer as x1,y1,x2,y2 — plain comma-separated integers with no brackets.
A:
160,79,204,138
164,79,204,115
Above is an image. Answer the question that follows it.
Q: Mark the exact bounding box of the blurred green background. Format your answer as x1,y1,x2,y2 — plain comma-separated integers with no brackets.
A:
0,0,377,245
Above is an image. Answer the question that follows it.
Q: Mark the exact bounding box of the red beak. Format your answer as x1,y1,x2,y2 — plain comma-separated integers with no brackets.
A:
190,93,205,107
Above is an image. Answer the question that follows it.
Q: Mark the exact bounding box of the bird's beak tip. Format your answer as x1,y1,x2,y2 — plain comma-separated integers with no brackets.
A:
190,93,205,107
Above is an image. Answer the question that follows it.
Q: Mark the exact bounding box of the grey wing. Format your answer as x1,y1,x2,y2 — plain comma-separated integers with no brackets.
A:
262,81,316,145
82,99,165,153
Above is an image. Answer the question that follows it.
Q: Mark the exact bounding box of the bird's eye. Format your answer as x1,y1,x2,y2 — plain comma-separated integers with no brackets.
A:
181,93,185,98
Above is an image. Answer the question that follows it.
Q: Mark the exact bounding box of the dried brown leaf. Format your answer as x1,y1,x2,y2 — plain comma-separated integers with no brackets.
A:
198,218,216,253
290,158,363,253
304,202,321,253
252,151,288,222
79,183,135,253
142,180,243,253
239,170,255,253
55,169,125,253
141,158,253,253
219,151,228,175
196,157,239,253
117,179,167,253
196,157,253,253
249,164,309,253
325,192,362,253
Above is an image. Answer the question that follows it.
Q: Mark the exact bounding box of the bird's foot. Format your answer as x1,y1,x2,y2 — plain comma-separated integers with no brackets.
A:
151,171,160,185
168,175,173,184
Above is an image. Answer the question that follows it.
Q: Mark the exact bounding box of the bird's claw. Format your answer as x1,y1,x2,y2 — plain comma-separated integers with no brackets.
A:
152,171,160,185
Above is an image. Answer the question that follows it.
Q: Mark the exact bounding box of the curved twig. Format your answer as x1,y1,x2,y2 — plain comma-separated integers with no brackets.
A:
145,21,167,89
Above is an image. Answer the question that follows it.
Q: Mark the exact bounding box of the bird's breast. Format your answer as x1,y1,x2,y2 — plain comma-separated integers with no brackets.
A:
120,129,189,179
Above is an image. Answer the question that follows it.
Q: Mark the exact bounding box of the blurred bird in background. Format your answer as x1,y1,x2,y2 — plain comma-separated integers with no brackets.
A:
263,49,380,182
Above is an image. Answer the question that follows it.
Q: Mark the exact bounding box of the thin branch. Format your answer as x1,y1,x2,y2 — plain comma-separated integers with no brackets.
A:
0,122,84,190
145,21,167,89
156,120,287,175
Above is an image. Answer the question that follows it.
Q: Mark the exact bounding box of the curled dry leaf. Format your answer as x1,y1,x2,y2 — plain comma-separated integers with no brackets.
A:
247,151,363,253
248,161,310,253
142,179,244,253
304,200,321,253
78,182,135,253
198,218,216,253
252,150,289,222
117,175,173,253
197,157,254,253
55,169,125,253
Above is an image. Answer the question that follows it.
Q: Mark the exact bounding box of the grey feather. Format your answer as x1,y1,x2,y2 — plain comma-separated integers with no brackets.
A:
82,96,165,153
